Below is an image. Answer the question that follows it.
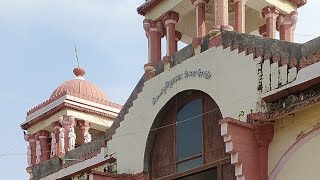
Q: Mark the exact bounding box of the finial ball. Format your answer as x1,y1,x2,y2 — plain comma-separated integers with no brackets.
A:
73,67,86,77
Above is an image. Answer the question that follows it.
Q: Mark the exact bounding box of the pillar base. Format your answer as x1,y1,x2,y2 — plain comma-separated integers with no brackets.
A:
58,152,65,159
162,56,171,71
144,63,155,81
208,25,221,37
26,167,33,179
192,37,202,48
208,26,223,48
221,25,234,31
144,63,155,73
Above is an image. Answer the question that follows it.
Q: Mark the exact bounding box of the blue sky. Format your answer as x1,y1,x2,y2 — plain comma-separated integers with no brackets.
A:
0,0,318,179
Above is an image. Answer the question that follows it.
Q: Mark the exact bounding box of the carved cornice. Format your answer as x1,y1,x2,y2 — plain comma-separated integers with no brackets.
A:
289,0,307,7
21,102,117,130
27,91,122,116
137,0,163,16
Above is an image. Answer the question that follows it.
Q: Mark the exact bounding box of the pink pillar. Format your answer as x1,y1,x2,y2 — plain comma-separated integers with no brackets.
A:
77,120,90,145
214,0,232,30
143,19,164,65
234,0,247,33
277,11,298,42
24,134,36,167
192,0,208,47
192,0,208,37
255,125,274,180
163,11,179,57
262,6,279,38
37,130,50,163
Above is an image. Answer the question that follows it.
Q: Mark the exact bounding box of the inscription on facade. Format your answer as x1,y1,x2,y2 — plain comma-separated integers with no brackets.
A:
152,69,212,105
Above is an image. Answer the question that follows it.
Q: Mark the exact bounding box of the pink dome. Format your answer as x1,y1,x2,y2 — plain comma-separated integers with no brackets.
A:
50,67,108,102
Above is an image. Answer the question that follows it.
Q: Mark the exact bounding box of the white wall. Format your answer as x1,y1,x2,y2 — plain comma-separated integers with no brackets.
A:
107,46,260,174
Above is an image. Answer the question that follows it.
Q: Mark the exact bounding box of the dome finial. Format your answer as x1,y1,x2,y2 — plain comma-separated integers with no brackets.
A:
73,67,86,77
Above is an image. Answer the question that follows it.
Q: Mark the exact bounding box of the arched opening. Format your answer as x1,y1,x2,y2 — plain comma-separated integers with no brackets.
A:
144,90,235,179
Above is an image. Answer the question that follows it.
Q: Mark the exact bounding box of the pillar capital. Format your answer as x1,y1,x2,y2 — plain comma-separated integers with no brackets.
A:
254,124,274,147
162,11,179,25
59,115,76,127
24,133,35,142
191,0,209,6
51,121,61,129
36,130,49,138
143,19,164,36
77,120,90,128
277,11,298,30
262,6,279,18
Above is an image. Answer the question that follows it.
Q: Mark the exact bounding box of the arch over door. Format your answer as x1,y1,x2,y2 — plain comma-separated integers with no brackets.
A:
146,90,235,180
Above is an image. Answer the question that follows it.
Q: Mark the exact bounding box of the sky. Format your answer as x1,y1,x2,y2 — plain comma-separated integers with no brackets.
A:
0,0,319,179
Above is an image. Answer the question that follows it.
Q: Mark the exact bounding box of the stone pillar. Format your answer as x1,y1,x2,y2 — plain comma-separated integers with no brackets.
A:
51,121,61,157
262,6,279,38
77,120,90,145
163,11,179,58
143,19,164,79
37,130,50,163
213,0,233,30
277,11,298,42
234,0,247,33
191,0,209,46
24,134,36,167
59,115,76,154
254,125,274,180
143,19,163,65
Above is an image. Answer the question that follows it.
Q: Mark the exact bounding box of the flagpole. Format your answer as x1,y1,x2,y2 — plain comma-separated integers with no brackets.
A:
74,43,80,67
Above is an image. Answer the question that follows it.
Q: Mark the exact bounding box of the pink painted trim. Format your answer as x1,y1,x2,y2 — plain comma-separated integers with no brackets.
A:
28,91,122,115
21,102,117,130
269,125,320,180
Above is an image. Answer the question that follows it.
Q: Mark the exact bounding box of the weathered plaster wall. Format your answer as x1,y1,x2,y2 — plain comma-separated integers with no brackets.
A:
107,45,259,174
268,102,320,178
276,134,320,180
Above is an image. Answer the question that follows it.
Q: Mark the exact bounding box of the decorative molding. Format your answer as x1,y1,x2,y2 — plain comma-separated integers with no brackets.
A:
27,91,122,116
21,102,116,130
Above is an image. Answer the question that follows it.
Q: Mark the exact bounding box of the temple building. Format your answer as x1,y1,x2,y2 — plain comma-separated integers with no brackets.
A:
21,0,320,180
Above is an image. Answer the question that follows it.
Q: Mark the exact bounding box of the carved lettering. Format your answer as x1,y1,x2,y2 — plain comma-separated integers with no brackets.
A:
152,69,212,105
